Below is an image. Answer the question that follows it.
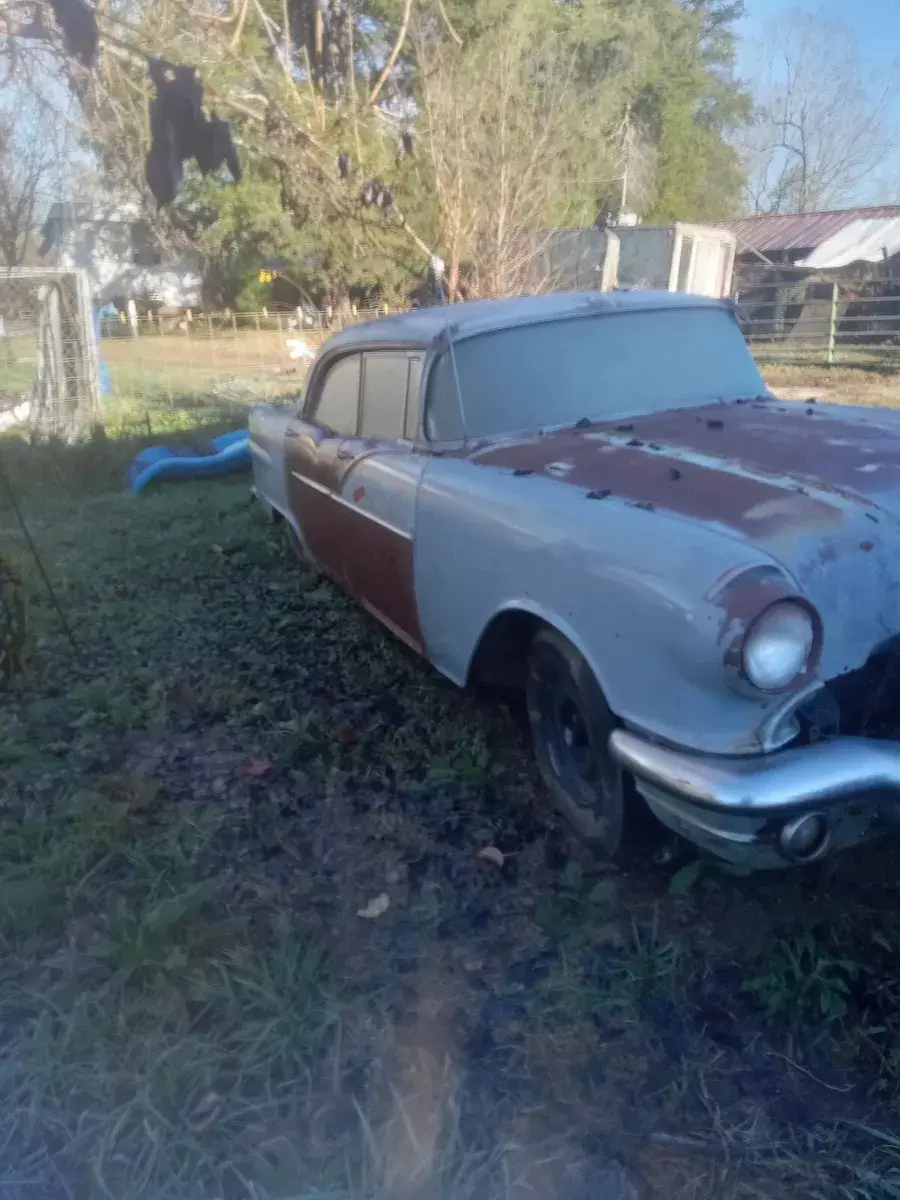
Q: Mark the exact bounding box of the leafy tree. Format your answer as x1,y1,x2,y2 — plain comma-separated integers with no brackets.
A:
0,0,751,302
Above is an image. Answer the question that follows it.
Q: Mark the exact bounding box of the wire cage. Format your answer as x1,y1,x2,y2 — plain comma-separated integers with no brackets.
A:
0,266,101,440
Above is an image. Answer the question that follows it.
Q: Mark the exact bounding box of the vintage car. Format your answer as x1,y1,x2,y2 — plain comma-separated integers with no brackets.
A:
250,290,900,870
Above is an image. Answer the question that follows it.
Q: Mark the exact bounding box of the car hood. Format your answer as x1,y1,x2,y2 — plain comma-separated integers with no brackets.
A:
469,398,900,679
469,398,900,547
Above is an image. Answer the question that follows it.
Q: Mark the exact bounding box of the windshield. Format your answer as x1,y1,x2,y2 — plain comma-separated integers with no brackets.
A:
425,306,765,441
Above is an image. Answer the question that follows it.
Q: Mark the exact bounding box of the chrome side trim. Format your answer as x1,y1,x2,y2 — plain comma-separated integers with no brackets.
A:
758,678,824,752
334,492,413,540
290,470,412,541
609,728,900,812
291,470,330,496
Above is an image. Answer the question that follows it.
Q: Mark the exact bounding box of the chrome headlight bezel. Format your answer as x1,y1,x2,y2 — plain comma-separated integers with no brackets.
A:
740,600,819,693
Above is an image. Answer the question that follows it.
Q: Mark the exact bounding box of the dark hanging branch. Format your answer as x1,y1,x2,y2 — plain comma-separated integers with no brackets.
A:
146,58,241,207
47,0,97,64
0,0,242,206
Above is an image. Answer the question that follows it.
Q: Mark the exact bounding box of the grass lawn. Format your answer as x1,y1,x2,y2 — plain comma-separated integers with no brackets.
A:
3,405,900,1198
98,327,322,407
763,362,900,407
2,325,320,413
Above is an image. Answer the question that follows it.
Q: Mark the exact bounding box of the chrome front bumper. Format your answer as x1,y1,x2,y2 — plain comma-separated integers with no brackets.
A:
609,730,900,868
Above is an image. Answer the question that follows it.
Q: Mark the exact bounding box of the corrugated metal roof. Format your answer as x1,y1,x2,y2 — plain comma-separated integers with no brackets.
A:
713,206,900,255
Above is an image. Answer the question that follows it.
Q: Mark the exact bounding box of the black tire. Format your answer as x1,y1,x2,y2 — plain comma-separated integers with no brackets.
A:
526,627,657,860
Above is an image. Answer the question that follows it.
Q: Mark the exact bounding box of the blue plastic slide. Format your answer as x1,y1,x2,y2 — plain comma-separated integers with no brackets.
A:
128,428,251,494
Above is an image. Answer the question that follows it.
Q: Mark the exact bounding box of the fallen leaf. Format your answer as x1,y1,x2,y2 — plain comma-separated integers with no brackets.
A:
477,845,505,867
235,757,273,780
192,1090,222,1117
357,893,390,919
188,1089,223,1132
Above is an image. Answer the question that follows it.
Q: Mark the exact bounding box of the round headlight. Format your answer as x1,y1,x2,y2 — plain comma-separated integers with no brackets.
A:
742,601,816,692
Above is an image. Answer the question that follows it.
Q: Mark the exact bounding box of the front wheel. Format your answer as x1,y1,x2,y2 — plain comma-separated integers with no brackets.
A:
525,628,657,860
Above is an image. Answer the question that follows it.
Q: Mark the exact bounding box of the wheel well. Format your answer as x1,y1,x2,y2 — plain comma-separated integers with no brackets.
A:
468,610,547,690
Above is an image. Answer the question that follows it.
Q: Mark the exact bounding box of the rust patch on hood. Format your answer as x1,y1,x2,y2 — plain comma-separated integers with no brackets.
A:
468,399,900,543
615,401,900,498
469,417,844,541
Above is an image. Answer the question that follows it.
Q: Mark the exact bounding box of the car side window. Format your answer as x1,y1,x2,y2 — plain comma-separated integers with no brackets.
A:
424,350,464,442
360,353,409,441
312,354,360,434
405,355,422,441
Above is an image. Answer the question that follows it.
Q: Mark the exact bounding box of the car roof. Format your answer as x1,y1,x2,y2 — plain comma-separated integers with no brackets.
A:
322,290,729,353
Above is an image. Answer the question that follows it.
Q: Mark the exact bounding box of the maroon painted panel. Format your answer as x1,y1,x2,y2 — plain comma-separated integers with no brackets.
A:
284,420,347,580
623,401,900,495
341,508,424,653
285,422,424,650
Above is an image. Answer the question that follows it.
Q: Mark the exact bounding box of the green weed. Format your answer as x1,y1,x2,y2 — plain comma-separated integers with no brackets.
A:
539,911,680,1027
744,932,860,1025
533,859,618,943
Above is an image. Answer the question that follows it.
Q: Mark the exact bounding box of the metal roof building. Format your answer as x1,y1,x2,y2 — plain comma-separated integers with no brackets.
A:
714,206,900,262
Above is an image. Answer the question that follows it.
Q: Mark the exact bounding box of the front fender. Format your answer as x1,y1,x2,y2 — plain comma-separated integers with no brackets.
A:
414,458,796,756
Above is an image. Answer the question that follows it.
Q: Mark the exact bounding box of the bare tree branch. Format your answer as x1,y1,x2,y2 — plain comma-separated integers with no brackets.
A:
435,0,461,47
739,10,899,213
366,0,413,107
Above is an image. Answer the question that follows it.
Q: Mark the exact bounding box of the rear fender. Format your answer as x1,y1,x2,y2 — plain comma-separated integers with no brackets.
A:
249,403,303,540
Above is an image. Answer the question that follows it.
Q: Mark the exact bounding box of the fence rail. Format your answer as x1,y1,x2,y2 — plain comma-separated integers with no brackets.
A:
5,283,900,434
1,307,392,424
732,275,900,369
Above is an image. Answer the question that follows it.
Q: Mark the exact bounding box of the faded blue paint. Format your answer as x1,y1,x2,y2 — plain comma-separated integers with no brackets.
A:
413,457,786,755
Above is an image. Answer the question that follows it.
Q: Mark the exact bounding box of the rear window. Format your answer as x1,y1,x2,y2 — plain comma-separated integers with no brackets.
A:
361,353,408,440
313,354,360,434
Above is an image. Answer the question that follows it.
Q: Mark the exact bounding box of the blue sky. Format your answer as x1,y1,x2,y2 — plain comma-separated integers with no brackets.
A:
737,0,900,72
735,0,900,205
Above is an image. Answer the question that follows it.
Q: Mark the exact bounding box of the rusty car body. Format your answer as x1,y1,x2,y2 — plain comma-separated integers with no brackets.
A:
249,290,900,869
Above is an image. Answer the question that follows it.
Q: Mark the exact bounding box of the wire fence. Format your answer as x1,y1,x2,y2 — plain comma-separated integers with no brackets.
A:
0,297,398,437
2,304,391,410
733,272,900,370
5,275,900,440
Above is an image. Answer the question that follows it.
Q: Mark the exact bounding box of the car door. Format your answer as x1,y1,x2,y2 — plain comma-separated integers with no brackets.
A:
336,350,426,652
285,352,361,582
